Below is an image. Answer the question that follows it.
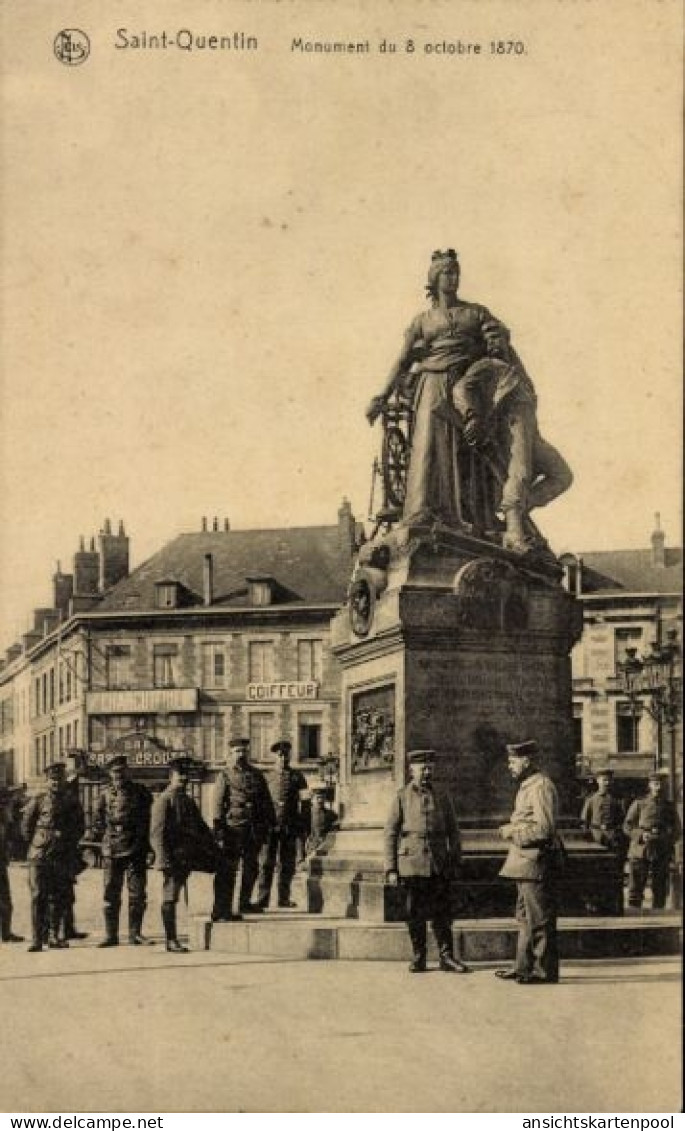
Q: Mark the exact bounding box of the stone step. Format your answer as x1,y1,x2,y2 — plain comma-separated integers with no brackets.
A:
192,912,682,963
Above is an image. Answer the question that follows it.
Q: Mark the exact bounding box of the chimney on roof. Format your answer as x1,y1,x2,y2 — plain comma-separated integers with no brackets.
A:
98,518,130,591
651,512,665,568
53,563,74,619
201,516,208,532
203,553,214,606
74,537,99,596
338,497,356,552
212,516,219,532
224,518,230,532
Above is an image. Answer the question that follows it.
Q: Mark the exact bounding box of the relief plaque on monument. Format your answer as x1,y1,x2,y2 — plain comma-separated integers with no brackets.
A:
350,684,395,774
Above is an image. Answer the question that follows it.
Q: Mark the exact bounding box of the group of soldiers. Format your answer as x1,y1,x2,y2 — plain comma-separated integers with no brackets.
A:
0,739,680,973
0,737,337,953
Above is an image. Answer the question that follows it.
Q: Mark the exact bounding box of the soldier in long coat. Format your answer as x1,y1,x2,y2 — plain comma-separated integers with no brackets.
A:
385,749,470,974
255,740,307,910
93,755,153,946
60,751,89,942
22,762,85,952
496,739,561,985
150,756,217,952
211,738,276,921
623,770,681,910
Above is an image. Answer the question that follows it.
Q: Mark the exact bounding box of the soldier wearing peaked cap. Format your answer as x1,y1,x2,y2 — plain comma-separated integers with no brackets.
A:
60,750,89,942
580,767,627,896
385,750,470,974
255,740,308,910
150,756,217,952
22,763,85,952
211,738,276,920
496,740,561,985
92,755,153,947
623,770,681,910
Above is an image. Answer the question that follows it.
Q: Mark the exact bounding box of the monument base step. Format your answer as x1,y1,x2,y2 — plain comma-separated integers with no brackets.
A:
192,911,681,962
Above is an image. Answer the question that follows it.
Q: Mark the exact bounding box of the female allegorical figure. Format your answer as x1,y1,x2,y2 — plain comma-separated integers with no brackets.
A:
366,249,572,553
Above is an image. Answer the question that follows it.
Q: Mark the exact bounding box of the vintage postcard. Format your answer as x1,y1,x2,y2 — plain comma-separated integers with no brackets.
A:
0,0,681,1116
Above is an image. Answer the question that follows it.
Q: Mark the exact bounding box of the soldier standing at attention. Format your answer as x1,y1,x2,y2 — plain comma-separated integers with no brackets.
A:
150,756,216,952
496,740,561,985
60,751,89,942
93,755,153,947
385,749,470,974
22,762,85,952
623,770,681,911
211,737,276,920
255,740,307,910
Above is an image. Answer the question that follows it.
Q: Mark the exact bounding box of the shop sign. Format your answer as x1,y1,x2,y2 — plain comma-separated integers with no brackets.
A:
247,681,319,701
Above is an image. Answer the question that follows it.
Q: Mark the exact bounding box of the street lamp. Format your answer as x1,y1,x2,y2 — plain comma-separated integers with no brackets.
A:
617,628,682,802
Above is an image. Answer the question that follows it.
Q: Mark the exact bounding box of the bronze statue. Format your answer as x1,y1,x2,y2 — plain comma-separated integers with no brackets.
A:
367,249,572,553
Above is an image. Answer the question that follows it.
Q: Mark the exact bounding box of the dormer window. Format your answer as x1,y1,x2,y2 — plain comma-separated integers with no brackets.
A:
155,581,180,609
247,576,274,607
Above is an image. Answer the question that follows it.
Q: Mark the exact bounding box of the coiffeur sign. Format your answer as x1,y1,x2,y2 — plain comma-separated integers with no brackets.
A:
247,682,319,701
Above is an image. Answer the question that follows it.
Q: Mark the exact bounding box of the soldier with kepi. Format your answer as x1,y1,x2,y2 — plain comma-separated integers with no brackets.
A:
93,754,154,946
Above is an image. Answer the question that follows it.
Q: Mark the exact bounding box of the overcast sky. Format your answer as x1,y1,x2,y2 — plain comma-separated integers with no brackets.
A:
1,0,681,652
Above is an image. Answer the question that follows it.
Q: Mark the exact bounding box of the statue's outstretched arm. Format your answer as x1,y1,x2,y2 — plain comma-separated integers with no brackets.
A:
366,321,422,425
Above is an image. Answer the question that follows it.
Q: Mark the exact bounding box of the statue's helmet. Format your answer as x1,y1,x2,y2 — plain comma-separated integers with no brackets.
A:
426,248,459,294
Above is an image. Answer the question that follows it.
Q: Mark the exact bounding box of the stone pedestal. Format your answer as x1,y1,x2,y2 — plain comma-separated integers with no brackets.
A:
307,525,622,918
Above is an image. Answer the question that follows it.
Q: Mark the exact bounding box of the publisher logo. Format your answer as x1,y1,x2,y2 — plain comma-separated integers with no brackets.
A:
54,29,90,66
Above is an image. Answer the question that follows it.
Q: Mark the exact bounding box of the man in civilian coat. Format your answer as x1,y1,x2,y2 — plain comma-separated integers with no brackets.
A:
150,756,216,952
496,739,561,985
385,749,470,974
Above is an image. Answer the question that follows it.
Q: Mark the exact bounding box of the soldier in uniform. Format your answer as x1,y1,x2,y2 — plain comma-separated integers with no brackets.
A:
60,751,89,942
385,749,470,974
0,789,23,944
150,756,217,952
580,767,628,898
22,762,85,952
255,740,307,910
624,770,681,911
304,784,338,857
211,737,276,921
496,740,561,985
93,755,153,946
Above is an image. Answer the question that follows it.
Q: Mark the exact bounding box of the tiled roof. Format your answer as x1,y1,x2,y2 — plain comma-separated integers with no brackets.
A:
577,548,682,595
98,526,355,611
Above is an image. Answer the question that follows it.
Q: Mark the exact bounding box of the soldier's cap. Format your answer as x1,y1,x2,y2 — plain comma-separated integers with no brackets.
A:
407,749,436,765
228,738,250,750
594,767,614,778
270,740,292,755
44,761,66,777
648,769,668,782
105,754,128,772
506,740,539,759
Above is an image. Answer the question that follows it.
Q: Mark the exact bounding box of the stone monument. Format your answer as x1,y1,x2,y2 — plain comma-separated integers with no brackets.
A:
307,248,621,920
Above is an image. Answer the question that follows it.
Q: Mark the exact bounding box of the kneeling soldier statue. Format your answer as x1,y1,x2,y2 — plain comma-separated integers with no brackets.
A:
22,762,85,952
93,755,153,947
150,756,217,952
385,750,470,974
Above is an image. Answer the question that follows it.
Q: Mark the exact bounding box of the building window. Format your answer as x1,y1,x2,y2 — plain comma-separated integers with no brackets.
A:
615,627,643,668
248,580,273,607
73,720,79,749
297,639,323,682
34,678,40,718
34,737,41,775
201,713,225,761
106,645,132,689
41,674,48,716
66,667,72,703
572,703,583,754
49,670,55,711
298,712,323,761
616,702,642,753
153,645,178,688
58,665,64,705
249,641,274,683
249,712,274,762
201,643,226,688
155,583,179,609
